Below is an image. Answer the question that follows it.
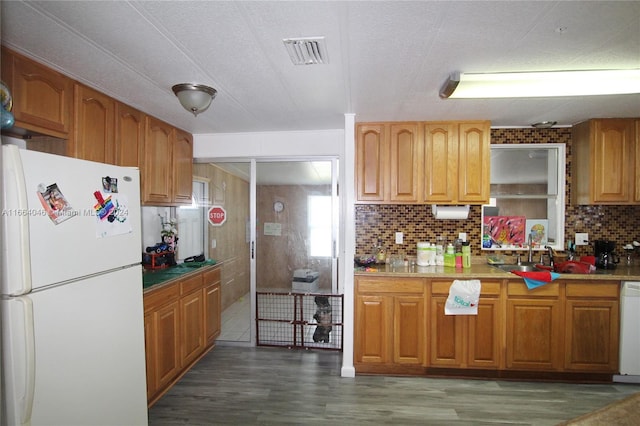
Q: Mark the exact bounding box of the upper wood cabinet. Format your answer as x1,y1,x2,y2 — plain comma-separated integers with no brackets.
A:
142,117,193,206
355,124,386,201
572,118,639,204
1,47,73,138
143,116,174,204
423,121,490,204
355,120,490,204
71,84,115,163
173,129,194,204
115,102,144,168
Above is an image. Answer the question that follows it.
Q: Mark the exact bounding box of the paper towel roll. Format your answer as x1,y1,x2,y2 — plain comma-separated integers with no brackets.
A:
431,205,470,220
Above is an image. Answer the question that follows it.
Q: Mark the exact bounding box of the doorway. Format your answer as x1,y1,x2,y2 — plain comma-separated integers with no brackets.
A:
199,158,340,346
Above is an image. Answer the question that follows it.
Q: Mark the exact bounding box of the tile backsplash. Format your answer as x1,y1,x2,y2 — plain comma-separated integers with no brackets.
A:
355,128,640,259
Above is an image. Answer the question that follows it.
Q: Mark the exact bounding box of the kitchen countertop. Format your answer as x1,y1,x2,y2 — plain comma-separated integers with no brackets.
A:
354,262,640,281
143,259,218,290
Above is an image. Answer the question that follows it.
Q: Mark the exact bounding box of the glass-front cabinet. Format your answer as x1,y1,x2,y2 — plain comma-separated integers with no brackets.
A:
481,143,565,252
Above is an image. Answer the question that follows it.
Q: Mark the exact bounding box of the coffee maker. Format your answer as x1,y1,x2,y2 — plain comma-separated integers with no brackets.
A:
594,240,619,269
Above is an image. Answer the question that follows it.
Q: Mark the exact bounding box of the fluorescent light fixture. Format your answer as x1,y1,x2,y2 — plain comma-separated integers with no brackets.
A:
440,69,640,99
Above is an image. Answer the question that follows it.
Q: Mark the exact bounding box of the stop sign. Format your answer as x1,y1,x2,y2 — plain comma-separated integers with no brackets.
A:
208,205,227,226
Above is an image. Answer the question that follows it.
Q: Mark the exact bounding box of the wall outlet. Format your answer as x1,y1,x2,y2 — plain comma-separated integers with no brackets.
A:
458,232,467,242
395,232,403,244
575,233,589,246
211,239,217,249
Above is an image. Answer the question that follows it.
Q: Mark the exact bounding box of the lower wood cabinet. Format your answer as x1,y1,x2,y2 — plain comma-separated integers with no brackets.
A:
354,275,621,379
144,265,221,406
355,277,425,367
429,280,502,369
505,281,563,371
563,282,619,372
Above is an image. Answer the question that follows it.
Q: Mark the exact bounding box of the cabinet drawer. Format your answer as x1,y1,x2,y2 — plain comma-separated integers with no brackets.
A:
180,273,203,296
203,267,221,285
507,281,559,297
144,282,180,312
431,280,501,296
356,277,424,293
565,282,619,298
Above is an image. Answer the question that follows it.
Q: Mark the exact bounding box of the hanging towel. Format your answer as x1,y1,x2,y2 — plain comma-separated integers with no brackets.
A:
512,271,561,289
445,280,481,315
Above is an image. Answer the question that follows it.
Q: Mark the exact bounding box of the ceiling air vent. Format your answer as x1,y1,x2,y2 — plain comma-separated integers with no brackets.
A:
283,37,328,65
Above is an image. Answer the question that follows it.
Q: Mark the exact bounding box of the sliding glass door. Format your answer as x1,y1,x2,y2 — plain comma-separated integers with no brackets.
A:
202,158,339,346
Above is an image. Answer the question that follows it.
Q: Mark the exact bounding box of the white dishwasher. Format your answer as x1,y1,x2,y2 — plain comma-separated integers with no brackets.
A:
614,281,640,383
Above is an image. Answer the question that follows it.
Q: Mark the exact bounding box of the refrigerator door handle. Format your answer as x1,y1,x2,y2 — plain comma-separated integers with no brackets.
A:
2,145,33,295
4,297,36,425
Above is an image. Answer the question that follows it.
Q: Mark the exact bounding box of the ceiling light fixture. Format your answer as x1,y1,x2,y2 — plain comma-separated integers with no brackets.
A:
531,121,557,129
440,69,640,99
172,83,217,116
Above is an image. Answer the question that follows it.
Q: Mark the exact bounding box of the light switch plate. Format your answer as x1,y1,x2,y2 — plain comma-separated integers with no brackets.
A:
211,239,217,248
458,232,467,242
575,233,589,246
395,232,403,244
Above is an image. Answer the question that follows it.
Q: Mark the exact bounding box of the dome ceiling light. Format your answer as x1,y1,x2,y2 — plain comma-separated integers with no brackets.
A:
171,83,217,116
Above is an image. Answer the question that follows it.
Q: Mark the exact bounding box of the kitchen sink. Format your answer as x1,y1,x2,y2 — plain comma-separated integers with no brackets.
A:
491,263,545,273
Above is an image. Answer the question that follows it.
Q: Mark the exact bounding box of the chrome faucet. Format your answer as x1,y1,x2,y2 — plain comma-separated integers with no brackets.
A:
544,245,555,268
527,233,534,263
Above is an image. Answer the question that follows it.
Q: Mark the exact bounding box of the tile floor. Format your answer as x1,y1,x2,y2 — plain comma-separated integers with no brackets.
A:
218,292,251,342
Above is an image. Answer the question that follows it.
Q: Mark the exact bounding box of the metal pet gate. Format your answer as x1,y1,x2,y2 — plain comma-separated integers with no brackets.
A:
256,292,343,350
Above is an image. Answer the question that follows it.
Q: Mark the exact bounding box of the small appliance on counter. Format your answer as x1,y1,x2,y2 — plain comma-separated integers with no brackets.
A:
594,240,619,269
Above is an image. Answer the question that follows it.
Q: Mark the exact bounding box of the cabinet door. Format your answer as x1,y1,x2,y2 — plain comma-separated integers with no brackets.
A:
356,124,387,202
389,123,420,202
467,298,501,368
173,129,194,205
423,122,457,203
458,121,490,203
143,117,174,204
144,312,157,401
115,102,144,168
354,294,391,364
591,119,635,203
180,290,205,368
2,47,73,138
205,283,221,344
72,84,116,163
506,298,563,370
429,295,464,366
393,295,424,364
564,299,619,372
154,300,181,392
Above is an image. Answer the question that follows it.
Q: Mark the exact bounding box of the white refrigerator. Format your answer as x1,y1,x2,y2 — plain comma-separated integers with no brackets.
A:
1,144,148,425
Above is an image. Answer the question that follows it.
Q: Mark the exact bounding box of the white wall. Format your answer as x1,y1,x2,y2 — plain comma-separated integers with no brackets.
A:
194,129,345,159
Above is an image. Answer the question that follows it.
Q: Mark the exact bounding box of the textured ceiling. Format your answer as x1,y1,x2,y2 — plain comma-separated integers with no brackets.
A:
1,1,639,135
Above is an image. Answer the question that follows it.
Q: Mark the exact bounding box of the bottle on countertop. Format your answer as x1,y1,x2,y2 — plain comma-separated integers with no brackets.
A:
444,243,455,267
435,243,444,266
462,241,471,268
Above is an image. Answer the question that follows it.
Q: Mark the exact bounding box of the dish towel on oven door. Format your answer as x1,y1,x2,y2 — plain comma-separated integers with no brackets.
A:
445,280,481,315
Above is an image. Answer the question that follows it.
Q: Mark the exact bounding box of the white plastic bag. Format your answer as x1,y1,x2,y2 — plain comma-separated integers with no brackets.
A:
445,280,481,315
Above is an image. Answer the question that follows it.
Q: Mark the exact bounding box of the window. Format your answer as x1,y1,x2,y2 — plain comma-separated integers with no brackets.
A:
176,179,208,261
308,195,332,257
481,143,565,252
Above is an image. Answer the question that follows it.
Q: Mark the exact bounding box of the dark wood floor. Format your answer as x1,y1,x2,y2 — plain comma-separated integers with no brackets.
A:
148,346,640,425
